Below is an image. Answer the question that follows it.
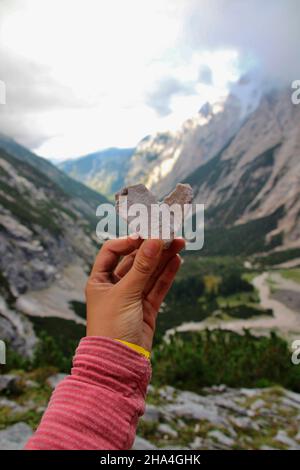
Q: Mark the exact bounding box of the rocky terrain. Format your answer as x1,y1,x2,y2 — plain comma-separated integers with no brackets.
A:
0,138,107,356
0,147,98,296
135,384,300,450
0,372,300,450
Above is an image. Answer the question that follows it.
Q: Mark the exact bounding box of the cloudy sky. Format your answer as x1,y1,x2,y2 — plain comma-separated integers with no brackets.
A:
0,0,299,160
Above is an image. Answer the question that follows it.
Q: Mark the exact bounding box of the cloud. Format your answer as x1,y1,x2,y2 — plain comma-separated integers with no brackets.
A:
146,77,196,116
0,47,92,148
198,65,213,85
182,0,300,85
0,0,299,157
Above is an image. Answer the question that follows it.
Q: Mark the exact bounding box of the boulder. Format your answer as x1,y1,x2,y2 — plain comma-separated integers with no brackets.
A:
132,436,157,450
208,430,235,448
0,423,33,450
0,374,23,394
157,423,178,438
142,404,161,422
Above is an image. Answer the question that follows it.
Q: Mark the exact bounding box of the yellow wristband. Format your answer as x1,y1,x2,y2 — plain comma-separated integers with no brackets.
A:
115,339,151,360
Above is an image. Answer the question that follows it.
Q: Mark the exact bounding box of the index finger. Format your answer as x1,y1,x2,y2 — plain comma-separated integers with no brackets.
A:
90,237,142,279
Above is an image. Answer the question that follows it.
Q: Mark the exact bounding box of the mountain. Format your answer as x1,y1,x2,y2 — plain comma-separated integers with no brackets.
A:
126,87,300,254
0,139,110,355
59,147,135,200
189,90,300,244
125,96,242,196
0,135,108,223
0,139,109,297
125,77,262,197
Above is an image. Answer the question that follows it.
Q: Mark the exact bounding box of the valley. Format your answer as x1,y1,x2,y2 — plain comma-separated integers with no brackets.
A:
166,269,300,343
0,82,299,451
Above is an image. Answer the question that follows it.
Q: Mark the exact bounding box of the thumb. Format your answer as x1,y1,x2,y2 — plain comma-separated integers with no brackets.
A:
121,239,163,295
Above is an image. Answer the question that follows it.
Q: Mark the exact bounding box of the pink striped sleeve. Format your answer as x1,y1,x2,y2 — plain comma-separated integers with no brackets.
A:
25,336,151,450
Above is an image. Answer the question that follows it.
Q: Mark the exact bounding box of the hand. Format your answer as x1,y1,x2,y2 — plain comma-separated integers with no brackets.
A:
85,236,185,351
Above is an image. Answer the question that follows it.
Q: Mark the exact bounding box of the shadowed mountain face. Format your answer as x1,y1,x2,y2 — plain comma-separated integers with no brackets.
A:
59,147,135,200
0,138,108,297
185,90,300,250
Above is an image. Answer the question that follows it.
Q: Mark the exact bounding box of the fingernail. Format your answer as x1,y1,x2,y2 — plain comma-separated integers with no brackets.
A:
129,232,140,240
143,239,162,258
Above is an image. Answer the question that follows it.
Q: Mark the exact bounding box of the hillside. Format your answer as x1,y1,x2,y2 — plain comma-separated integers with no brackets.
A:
59,147,135,200
0,135,108,222
0,140,109,355
0,146,103,296
187,89,300,251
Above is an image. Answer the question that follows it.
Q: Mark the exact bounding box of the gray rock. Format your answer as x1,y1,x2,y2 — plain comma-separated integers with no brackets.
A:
0,423,33,450
230,416,260,431
250,399,266,411
208,430,235,448
240,388,261,397
0,397,36,414
214,396,248,416
160,445,189,450
132,436,157,450
0,374,22,394
0,397,24,413
47,373,67,389
281,397,300,410
0,297,37,358
274,430,300,449
189,436,204,450
25,379,38,389
147,384,155,394
260,445,278,450
143,404,160,422
210,384,227,393
176,390,209,405
283,390,300,405
165,402,225,426
159,386,176,401
157,423,178,438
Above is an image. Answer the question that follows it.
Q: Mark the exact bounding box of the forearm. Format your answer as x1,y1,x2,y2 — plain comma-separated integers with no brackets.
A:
25,337,151,450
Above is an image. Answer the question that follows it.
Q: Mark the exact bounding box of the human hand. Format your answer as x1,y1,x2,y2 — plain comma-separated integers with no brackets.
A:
85,236,185,352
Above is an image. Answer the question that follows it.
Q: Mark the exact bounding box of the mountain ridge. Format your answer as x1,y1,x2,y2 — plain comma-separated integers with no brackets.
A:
0,137,109,297
59,147,135,200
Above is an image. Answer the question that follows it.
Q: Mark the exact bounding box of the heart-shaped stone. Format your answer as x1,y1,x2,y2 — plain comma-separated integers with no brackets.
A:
115,183,193,247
